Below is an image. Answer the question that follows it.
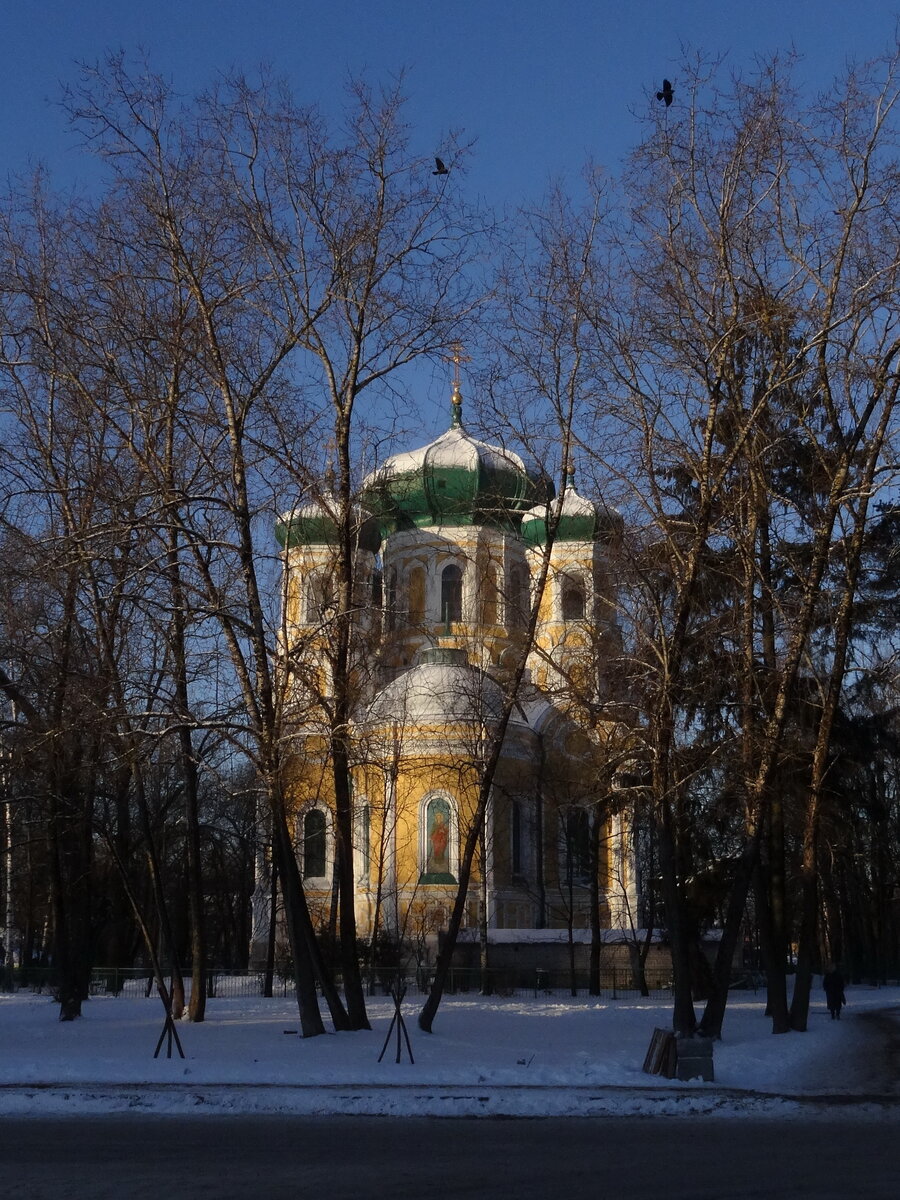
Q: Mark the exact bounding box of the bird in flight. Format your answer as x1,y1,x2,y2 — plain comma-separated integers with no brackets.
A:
433,156,449,176
656,79,674,107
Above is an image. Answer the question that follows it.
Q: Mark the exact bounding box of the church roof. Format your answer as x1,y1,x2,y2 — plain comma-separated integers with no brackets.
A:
521,472,622,546
362,391,550,532
364,649,533,731
275,495,381,553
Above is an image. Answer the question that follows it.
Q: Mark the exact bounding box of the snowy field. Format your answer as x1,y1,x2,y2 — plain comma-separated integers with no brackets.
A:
1,982,898,1119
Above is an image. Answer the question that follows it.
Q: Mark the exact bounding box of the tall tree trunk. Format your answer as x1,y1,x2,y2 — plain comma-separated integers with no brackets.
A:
656,805,697,1036
790,403,892,1029
479,822,492,996
588,810,603,996
48,776,93,1021
131,759,186,1018
263,851,278,999
163,410,207,1021
765,792,790,1033
270,802,327,1037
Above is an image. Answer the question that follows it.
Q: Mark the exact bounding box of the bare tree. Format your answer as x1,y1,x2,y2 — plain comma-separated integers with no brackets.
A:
577,49,900,1037
6,55,487,1035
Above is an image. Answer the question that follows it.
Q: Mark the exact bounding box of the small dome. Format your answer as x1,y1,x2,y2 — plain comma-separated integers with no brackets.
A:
275,495,380,553
521,474,621,546
362,392,550,531
364,653,531,730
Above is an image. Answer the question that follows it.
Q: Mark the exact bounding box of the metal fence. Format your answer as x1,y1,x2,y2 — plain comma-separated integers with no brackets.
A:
5,964,676,1002
6,964,899,1002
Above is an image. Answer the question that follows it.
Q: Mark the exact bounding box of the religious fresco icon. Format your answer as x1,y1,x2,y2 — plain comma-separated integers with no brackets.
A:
420,796,456,883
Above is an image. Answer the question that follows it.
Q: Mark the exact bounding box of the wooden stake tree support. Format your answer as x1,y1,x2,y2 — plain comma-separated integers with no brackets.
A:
154,1005,186,1060
378,979,414,1065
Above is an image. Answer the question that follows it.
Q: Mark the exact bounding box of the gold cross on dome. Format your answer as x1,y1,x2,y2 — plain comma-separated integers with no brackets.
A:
443,342,470,428
444,342,471,391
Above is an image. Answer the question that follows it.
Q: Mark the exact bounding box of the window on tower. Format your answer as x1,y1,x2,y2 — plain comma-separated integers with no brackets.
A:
305,570,336,624
482,566,498,625
441,563,463,625
356,803,371,887
509,564,530,629
385,566,397,631
561,574,586,621
408,565,426,624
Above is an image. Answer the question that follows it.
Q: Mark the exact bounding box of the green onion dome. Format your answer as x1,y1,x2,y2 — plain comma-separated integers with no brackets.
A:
275,495,381,553
521,471,622,547
362,390,550,532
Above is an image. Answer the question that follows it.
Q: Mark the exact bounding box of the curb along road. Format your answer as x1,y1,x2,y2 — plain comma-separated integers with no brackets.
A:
1,1080,898,1119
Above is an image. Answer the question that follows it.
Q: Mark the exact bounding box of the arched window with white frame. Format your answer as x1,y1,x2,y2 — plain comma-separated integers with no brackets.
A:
305,570,336,625
301,808,328,881
419,793,458,884
355,802,371,887
385,566,398,631
508,564,530,630
408,565,426,624
440,563,463,625
561,573,586,622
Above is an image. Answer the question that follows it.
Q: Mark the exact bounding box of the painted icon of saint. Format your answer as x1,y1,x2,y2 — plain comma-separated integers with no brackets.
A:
426,799,450,875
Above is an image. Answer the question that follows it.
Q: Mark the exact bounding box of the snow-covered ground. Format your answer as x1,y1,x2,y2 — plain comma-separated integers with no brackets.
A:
1,982,898,1119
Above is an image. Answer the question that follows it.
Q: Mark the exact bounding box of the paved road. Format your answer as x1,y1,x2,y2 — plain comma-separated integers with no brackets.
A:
1,1114,898,1200
858,1007,900,1093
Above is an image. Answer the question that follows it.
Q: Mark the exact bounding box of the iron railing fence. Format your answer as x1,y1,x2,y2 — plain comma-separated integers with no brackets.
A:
21,964,898,1001
7,964,900,1001
10,964,676,1001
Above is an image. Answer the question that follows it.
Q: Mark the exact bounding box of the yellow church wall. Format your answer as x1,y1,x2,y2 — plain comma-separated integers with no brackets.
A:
382,526,531,671
283,716,622,946
264,413,638,972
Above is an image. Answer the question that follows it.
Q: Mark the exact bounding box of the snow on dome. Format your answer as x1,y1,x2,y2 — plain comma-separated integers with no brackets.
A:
275,494,380,553
362,420,549,532
521,474,621,546
377,425,526,480
363,651,531,731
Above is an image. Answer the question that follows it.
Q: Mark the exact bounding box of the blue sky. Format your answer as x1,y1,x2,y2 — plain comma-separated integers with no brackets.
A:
2,1,899,434
4,1,899,205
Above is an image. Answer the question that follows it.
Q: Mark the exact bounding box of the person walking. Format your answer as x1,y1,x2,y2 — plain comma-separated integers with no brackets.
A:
823,964,846,1020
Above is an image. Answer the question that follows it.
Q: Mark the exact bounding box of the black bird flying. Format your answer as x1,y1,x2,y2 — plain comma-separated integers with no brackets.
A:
656,79,673,107
433,156,449,176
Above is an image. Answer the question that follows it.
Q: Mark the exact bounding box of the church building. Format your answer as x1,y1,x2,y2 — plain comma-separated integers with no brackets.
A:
260,375,638,970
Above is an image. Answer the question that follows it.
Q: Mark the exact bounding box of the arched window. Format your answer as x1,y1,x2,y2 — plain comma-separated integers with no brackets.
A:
408,565,426,624
441,563,463,625
420,795,457,883
385,566,397,631
356,803,371,886
561,574,586,621
305,571,336,624
511,800,524,878
561,807,591,886
303,809,327,879
481,566,498,626
509,564,529,629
